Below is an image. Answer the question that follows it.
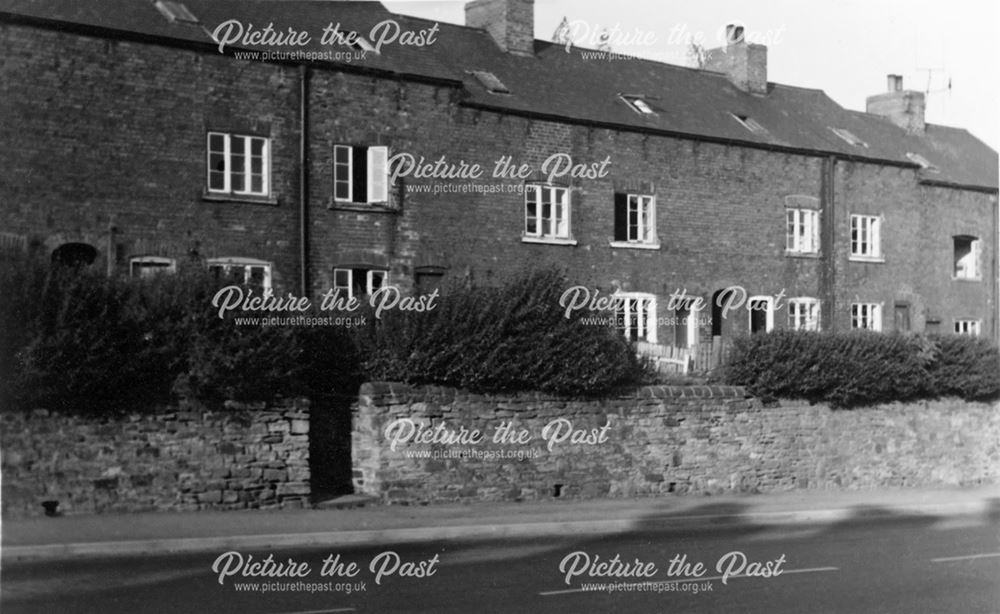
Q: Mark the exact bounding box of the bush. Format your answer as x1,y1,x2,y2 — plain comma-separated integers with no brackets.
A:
356,268,651,396
0,258,359,414
723,329,1000,407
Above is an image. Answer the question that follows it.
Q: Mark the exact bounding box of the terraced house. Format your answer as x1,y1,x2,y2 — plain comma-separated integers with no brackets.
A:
1,0,997,358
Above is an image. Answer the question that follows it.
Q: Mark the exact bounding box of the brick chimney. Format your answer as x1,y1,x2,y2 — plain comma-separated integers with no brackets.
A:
866,74,925,135
465,0,534,56
704,24,768,95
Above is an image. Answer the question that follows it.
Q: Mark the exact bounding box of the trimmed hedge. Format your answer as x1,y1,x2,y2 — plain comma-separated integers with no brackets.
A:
0,257,359,414
724,330,1000,407
356,268,652,396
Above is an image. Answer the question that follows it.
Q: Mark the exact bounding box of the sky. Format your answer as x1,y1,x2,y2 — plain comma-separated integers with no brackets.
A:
383,0,999,151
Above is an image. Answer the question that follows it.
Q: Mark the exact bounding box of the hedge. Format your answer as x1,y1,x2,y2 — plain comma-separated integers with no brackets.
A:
356,268,652,396
723,329,1000,407
0,257,359,414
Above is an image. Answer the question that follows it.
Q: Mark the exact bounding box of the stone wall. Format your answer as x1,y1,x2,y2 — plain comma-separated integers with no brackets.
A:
1,399,311,517
352,382,1000,504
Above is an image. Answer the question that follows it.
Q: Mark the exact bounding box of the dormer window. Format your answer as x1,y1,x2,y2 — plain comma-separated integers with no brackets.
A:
731,113,769,136
351,34,377,54
830,127,868,148
620,95,656,115
469,71,510,95
905,152,939,173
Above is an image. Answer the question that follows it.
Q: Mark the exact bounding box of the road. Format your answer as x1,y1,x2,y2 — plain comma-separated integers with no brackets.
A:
3,512,998,613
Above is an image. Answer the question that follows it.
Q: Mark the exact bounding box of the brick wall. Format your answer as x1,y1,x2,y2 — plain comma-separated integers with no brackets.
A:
0,24,301,287
0,398,311,517
352,382,1000,504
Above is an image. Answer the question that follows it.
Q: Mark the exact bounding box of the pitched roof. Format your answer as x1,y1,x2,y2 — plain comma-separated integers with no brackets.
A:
2,0,996,190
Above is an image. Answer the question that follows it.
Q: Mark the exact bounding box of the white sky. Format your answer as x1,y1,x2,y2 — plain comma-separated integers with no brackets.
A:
384,0,999,151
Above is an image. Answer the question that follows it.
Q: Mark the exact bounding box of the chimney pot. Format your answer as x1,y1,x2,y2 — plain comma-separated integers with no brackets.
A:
704,23,767,95
887,74,903,92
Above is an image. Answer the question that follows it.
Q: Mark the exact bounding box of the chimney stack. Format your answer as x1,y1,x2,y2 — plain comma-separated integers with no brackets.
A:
703,23,768,95
465,0,535,56
866,74,925,135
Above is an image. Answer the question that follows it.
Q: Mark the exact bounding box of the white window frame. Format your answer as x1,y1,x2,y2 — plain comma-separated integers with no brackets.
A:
851,303,882,331
788,298,821,331
207,132,270,196
786,208,820,255
747,296,774,333
954,319,981,336
129,256,176,278
206,257,272,292
621,95,656,115
333,144,389,204
613,292,657,343
627,194,656,244
953,236,981,280
333,267,387,300
523,184,574,244
850,214,882,261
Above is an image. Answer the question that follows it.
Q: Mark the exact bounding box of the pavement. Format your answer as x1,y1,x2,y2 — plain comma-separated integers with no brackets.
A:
3,485,999,562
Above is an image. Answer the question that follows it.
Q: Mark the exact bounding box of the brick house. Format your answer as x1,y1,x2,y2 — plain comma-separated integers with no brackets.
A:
1,0,997,356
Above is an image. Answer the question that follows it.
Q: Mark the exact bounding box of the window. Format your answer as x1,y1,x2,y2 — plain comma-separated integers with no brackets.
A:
788,298,820,331
748,296,774,334
851,303,882,331
894,303,911,332
207,132,270,196
620,95,657,115
130,256,176,278
333,268,387,299
731,113,769,137
786,209,820,254
830,127,868,148
850,214,882,260
612,193,656,246
953,235,980,280
954,319,981,336
207,258,272,291
614,293,657,343
905,152,939,173
333,144,389,204
524,185,571,241
469,71,510,94
154,0,199,24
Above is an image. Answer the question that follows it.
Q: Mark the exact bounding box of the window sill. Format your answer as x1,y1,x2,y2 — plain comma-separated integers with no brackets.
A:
952,276,982,283
327,199,399,213
849,255,885,263
784,250,821,259
203,191,279,206
521,236,578,246
609,241,661,251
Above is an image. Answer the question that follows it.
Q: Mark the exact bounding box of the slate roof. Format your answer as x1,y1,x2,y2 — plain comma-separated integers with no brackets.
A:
2,0,996,190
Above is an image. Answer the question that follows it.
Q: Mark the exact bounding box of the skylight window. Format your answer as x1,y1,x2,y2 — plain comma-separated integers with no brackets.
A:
731,113,769,136
469,71,510,95
154,0,199,24
905,152,939,172
830,127,868,148
620,95,656,115
351,33,377,54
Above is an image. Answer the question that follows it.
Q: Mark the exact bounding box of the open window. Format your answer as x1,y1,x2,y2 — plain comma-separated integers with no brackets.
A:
953,235,980,280
333,145,389,204
333,267,387,300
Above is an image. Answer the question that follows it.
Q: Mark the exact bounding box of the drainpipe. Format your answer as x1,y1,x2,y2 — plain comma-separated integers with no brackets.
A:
299,64,310,296
820,156,837,331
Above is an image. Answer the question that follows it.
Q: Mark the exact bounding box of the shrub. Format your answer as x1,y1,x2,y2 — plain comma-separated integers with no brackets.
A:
0,258,360,414
723,329,1000,407
356,268,651,396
